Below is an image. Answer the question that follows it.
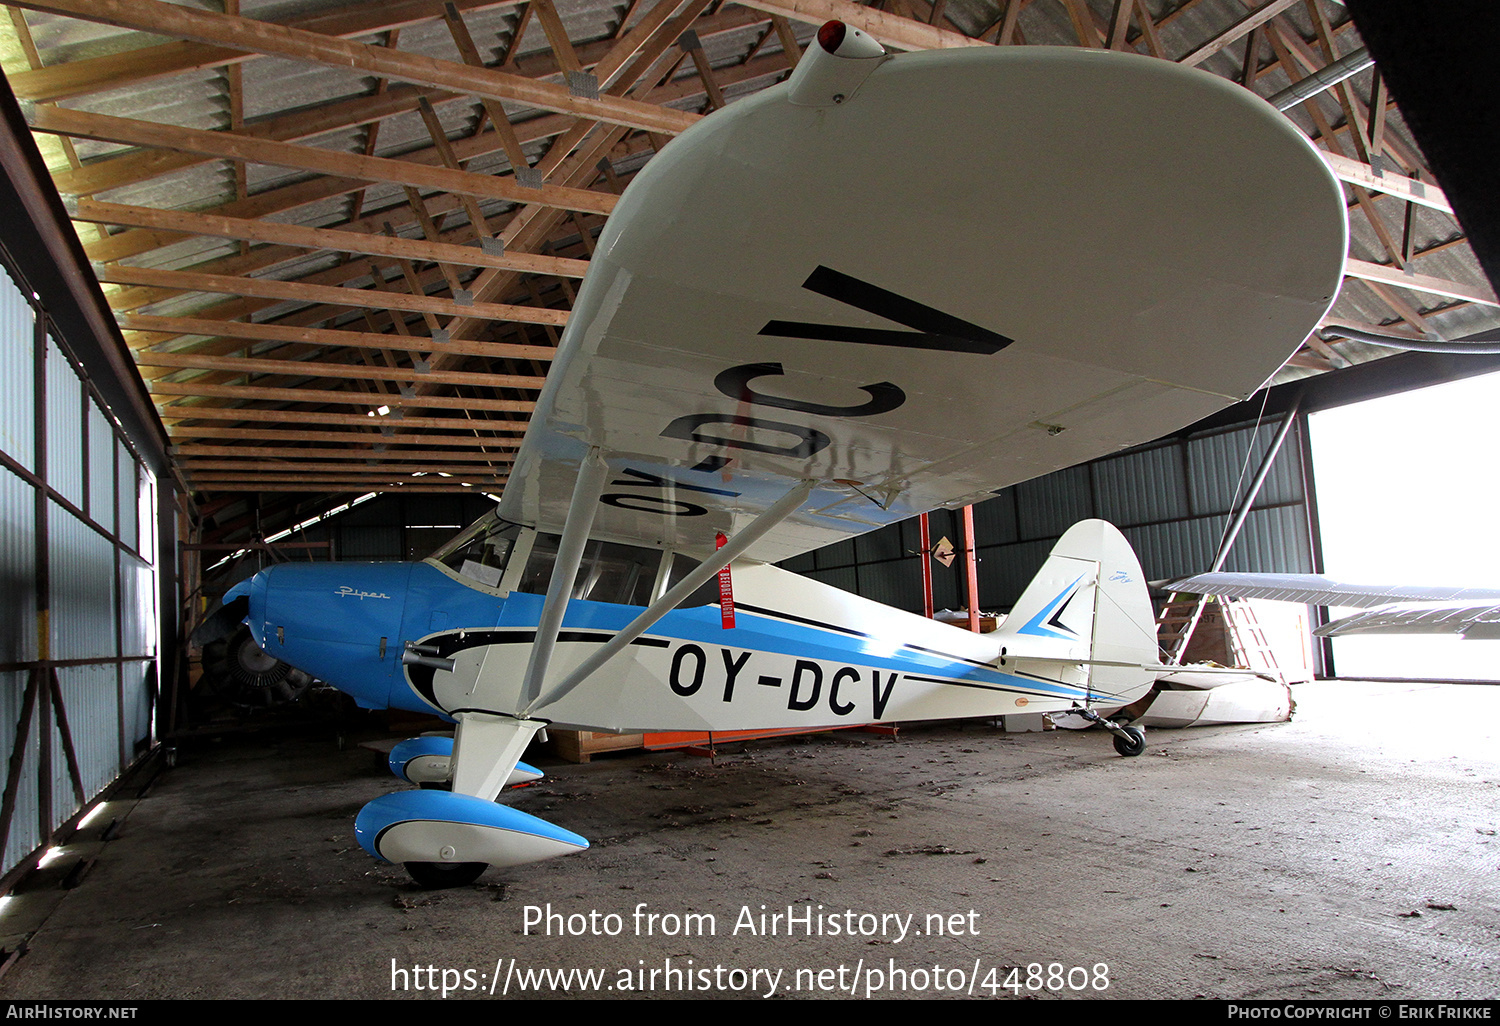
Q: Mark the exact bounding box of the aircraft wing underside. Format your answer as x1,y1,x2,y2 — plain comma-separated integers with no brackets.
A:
1161,571,1500,610
1161,571,1500,639
496,46,1348,564
1317,603,1500,638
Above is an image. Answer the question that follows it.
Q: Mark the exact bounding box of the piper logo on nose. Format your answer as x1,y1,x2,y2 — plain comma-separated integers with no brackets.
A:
336,586,393,600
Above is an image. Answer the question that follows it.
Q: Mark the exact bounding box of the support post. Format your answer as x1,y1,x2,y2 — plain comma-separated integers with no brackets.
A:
961,504,980,633
918,512,934,619
518,448,608,706
1171,391,1305,662
450,713,547,802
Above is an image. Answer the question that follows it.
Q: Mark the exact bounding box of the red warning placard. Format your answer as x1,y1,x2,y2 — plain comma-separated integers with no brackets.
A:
715,531,735,629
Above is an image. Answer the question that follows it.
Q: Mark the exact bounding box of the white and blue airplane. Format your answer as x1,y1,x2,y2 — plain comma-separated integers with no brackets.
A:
217,23,1349,887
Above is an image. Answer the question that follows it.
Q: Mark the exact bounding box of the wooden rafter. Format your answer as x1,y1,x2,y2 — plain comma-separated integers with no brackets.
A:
1177,0,1298,67
26,106,618,216
98,264,569,326
135,352,550,391
8,0,700,135
70,199,590,279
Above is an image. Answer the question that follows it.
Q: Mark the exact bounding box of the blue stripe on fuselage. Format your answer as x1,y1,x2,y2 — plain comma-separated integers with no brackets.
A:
485,592,1090,702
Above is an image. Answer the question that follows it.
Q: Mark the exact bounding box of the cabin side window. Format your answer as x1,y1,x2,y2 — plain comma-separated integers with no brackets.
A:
665,553,724,608
519,535,660,607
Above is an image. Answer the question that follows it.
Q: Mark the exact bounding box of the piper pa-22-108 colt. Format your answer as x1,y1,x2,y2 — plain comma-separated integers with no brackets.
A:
216,22,1350,887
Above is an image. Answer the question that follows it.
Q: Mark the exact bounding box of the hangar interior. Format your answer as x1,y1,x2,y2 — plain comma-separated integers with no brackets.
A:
0,0,1498,1000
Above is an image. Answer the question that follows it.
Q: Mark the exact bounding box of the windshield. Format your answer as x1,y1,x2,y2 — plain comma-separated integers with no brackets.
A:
430,509,692,607
432,509,521,589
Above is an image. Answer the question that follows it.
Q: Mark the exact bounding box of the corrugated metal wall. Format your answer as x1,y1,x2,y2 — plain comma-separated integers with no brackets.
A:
209,492,496,603
297,492,496,561
0,257,159,876
785,416,1313,615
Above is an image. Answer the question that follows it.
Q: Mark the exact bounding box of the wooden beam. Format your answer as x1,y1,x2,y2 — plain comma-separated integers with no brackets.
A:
1319,151,1452,214
190,482,504,493
1343,260,1500,307
416,0,709,362
1178,0,1298,66
734,0,987,50
186,467,508,481
155,405,527,430
593,0,696,92
680,31,727,111
1268,13,1427,176
135,352,549,390
98,264,569,325
414,95,504,237
70,199,590,278
1130,0,1164,58
184,467,507,490
174,444,517,461
149,380,537,411
82,174,368,263
168,426,523,447
52,86,561,197
171,432,516,450
530,0,587,76
442,2,535,179
1106,0,1133,51
6,0,516,102
26,105,617,216
772,16,802,66
183,460,510,473
1062,0,1103,48
69,41,742,266
10,0,700,135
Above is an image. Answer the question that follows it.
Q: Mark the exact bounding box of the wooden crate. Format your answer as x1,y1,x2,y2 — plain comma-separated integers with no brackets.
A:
547,729,645,763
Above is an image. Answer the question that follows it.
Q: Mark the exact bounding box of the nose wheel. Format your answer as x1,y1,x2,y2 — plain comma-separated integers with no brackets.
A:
404,861,487,889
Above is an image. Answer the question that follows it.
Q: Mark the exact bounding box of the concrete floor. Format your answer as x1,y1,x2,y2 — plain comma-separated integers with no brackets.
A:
1,679,1497,1001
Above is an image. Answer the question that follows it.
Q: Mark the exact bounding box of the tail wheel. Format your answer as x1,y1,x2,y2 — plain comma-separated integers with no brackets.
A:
404,862,487,888
1112,726,1146,757
201,625,313,708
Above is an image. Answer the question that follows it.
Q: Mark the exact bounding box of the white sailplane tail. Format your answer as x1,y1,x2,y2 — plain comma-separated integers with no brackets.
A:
997,520,1160,708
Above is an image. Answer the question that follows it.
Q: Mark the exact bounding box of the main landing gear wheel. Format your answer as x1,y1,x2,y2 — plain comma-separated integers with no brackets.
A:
1112,726,1147,757
403,861,487,889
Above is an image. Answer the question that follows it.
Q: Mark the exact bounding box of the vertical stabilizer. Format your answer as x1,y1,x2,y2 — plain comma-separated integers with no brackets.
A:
999,520,1159,708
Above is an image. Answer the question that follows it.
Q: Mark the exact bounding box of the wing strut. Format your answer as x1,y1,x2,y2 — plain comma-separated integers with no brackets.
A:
524,479,817,716
518,448,610,707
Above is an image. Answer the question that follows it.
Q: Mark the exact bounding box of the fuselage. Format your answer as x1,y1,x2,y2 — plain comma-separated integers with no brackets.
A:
227,520,1120,734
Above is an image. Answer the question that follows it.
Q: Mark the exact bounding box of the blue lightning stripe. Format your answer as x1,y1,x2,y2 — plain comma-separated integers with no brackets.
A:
1016,576,1085,641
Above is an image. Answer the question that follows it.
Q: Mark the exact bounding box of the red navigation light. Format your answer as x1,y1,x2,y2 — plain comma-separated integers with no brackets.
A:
817,20,847,53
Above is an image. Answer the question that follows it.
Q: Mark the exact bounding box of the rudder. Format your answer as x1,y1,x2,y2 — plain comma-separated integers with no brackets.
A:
999,520,1158,709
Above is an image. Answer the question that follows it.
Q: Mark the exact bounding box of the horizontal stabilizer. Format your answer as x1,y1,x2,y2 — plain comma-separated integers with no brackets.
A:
1069,657,1270,682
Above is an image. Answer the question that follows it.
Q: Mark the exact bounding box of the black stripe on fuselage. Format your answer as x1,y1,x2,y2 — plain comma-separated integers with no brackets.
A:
406,628,669,708
901,642,999,671
734,602,870,639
